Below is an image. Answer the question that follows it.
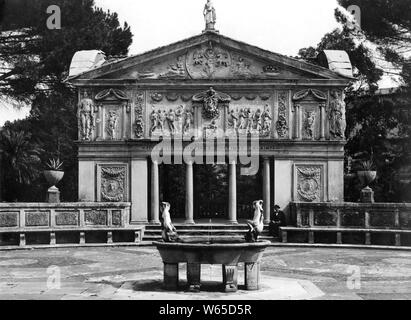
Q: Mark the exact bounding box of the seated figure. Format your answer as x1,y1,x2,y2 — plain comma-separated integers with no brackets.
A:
245,200,265,242
269,205,286,237
160,202,180,243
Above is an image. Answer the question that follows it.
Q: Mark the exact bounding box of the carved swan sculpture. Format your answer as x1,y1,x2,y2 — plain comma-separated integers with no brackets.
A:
245,200,265,242
160,202,180,243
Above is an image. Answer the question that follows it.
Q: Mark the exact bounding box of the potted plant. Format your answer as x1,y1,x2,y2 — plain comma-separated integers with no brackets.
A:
43,158,65,188
357,160,377,188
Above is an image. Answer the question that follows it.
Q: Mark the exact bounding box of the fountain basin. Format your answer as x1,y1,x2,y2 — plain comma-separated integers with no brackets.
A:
154,240,270,292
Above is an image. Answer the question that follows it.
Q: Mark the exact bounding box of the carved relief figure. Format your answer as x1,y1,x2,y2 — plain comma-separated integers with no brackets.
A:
238,109,247,130
187,45,232,79
192,87,231,120
276,93,289,138
297,166,322,202
203,0,217,30
228,109,239,131
134,93,144,139
106,110,119,139
233,56,251,77
254,109,263,132
158,110,167,132
183,108,194,134
246,108,253,132
261,105,272,137
205,119,218,138
304,111,316,140
101,166,126,202
160,55,187,78
329,90,347,139
150,109,160,133
78,91,95,141
167,109,176,134
175,105,184,134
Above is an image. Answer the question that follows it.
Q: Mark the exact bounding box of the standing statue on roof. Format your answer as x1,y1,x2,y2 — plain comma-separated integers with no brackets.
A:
204,0,217,31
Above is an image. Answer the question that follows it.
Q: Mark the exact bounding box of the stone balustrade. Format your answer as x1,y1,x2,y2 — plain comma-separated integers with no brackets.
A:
0,202,144,247
290,202,411,230
281,202,411,247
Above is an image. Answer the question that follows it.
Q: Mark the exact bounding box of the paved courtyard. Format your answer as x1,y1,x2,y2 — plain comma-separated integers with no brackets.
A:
0,246,410,300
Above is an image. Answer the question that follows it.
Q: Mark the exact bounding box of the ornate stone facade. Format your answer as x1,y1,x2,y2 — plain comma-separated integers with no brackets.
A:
69,31,351,223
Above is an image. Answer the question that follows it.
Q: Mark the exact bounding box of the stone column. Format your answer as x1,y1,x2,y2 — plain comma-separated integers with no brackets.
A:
185,161,195,224
150,160,160,224
228,160,237,224
294,104,301,140
320,103,326,140
263,157,271,224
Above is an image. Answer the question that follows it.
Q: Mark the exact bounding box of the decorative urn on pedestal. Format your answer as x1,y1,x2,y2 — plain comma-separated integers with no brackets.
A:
43,158,64,203
357,160,377,203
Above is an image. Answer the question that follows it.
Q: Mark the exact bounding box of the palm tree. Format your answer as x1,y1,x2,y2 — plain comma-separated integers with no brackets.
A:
1,129,43,185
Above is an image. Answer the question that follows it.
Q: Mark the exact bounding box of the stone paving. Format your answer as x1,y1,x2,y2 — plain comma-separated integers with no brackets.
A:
0,246,410,300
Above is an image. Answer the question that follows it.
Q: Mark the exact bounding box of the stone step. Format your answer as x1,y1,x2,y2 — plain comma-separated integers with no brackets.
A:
145,224,251,231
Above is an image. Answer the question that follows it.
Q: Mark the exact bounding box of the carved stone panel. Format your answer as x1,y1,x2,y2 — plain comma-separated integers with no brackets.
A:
85,210,108,226
134,92,145,139
104,107,122,140
314,210,338,226
341,210,365,227
295,165,324,202
276,91,289,139
97,164,128,202
55,211,79,226
0,212,19,228
112,210,122,226
228,95,273,138
25,211,50,227
148,92,195,138
94,88,130,141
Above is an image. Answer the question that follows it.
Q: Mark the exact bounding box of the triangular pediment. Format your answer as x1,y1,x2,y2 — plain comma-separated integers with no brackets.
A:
69,32,350,82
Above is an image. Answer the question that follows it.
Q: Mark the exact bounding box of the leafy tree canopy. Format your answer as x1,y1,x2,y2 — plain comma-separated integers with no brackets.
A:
0,0,133,201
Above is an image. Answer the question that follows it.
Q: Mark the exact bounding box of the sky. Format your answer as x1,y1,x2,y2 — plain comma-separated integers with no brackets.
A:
94,0,341,57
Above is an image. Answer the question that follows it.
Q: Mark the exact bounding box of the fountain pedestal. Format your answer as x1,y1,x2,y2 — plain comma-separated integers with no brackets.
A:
155,241,270,293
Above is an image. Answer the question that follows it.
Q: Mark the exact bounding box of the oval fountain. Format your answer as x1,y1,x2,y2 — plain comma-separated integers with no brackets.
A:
154,201,270,293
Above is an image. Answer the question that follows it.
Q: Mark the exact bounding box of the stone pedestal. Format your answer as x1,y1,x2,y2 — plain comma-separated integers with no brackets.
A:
187,263,201,292
222,265,238,292
46,186,60,203
164,263,179,290
360,187,375,203
245,262,260,290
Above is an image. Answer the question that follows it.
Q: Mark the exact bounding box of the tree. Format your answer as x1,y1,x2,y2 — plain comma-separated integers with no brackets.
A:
0,129,43,201
0,0,133,201
298,1,411,202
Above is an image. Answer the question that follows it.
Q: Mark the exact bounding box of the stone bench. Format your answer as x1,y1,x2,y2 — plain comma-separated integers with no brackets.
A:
0,227,145,247
280,227,411,247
